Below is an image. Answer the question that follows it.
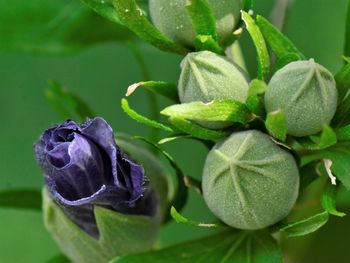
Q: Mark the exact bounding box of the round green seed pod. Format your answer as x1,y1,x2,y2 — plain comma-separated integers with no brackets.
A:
149,0,242,48
202,130,299,230
178,50,249,128
264,59,338,137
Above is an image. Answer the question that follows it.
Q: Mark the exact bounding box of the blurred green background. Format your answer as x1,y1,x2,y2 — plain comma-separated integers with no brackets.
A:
0,0,349,262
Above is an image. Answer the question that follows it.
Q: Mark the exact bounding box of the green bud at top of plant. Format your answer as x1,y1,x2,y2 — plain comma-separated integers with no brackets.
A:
149,0,242,48
202,130,299,230
264,59,338,137
178,50,249,128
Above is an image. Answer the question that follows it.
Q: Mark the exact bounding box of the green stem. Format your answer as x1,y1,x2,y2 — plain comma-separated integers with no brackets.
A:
127,43,160,142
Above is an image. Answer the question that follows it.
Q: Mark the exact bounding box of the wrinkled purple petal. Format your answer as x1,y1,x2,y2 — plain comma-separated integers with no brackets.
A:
34,117,157,238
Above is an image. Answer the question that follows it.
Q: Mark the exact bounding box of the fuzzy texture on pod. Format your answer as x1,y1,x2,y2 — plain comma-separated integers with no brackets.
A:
202,130,299,230
264,60,338,137
149,0,242,48
178,50,249,128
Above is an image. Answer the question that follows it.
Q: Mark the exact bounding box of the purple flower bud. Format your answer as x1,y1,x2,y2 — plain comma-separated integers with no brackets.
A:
35,117,157,238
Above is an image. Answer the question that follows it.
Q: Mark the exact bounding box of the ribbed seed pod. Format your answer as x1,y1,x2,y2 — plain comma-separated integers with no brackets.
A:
149,0,242,48
202,130,299,230
264,59,338,137
178,50,249,129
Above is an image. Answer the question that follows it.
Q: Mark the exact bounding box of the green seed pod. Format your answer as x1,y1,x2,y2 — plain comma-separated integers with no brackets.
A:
178,50,249,128
264,59,338,137
149,0,242,47
202,130,299,230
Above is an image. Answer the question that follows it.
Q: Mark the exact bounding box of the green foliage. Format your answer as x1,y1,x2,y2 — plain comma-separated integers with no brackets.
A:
170,206,221,228
126,81,179,102
276,211,329,238
0,189,42,210
46,80,94,122
345,0,350,57
265,110,287,142
241,11,270,80
0,0,133,54
256,15,305,68
168,117,231,140
46,254,71,263
185,0,217,41
81,0,122,24
111,0,188,54
121,98,174,132
112,231,282,263
161,100,252,124
322,184,346,217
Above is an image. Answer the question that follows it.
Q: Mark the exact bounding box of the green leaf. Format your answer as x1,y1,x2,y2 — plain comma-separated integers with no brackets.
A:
320,143,350,190
134,137,188,221
121,98,174,132
0,0,133,55
241,11,270,80
44,190,160,263
46,254,71,263
336,124,350,140
345,0,350,57
0,189,42,210
335,62,350,102
170,207,221,228
161,100,252,124
246,79,267,115
111,231,282,263
46,80,94,122
256,15,305,63
185,0,217,41
111,0,188,55
322,184,346,217
194,35,225,54
277,211,329,238
274,52,303,72
168,117,230,140
81,0,121,24
294,124,337,151
265,110,287,142
126,81,179,102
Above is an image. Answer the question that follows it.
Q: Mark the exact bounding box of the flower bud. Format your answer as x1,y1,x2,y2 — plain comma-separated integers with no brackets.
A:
35,117,169,263
149,0,242,47
178,50,249,128
202,130,299,230
264,60,338,137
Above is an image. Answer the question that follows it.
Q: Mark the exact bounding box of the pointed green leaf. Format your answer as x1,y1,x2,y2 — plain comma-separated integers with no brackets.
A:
294,124,337,151
126,81,179,102
322,184,346,217
46,80,94,122
320,143,350,190
168,117,230,140
170,207,221,228
185,0,217,40
274,52,304,71
81,0,122,24
334,62,350,104
111,0,188,55
161,100,252,124
265,110,287,142
336,124,350,141
277,211,329,238
121,98,174,132
0,0,133,55
246,79,267,115
256,15,305,62
241,11,270,80
0,189,41,210
111,231,282,263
